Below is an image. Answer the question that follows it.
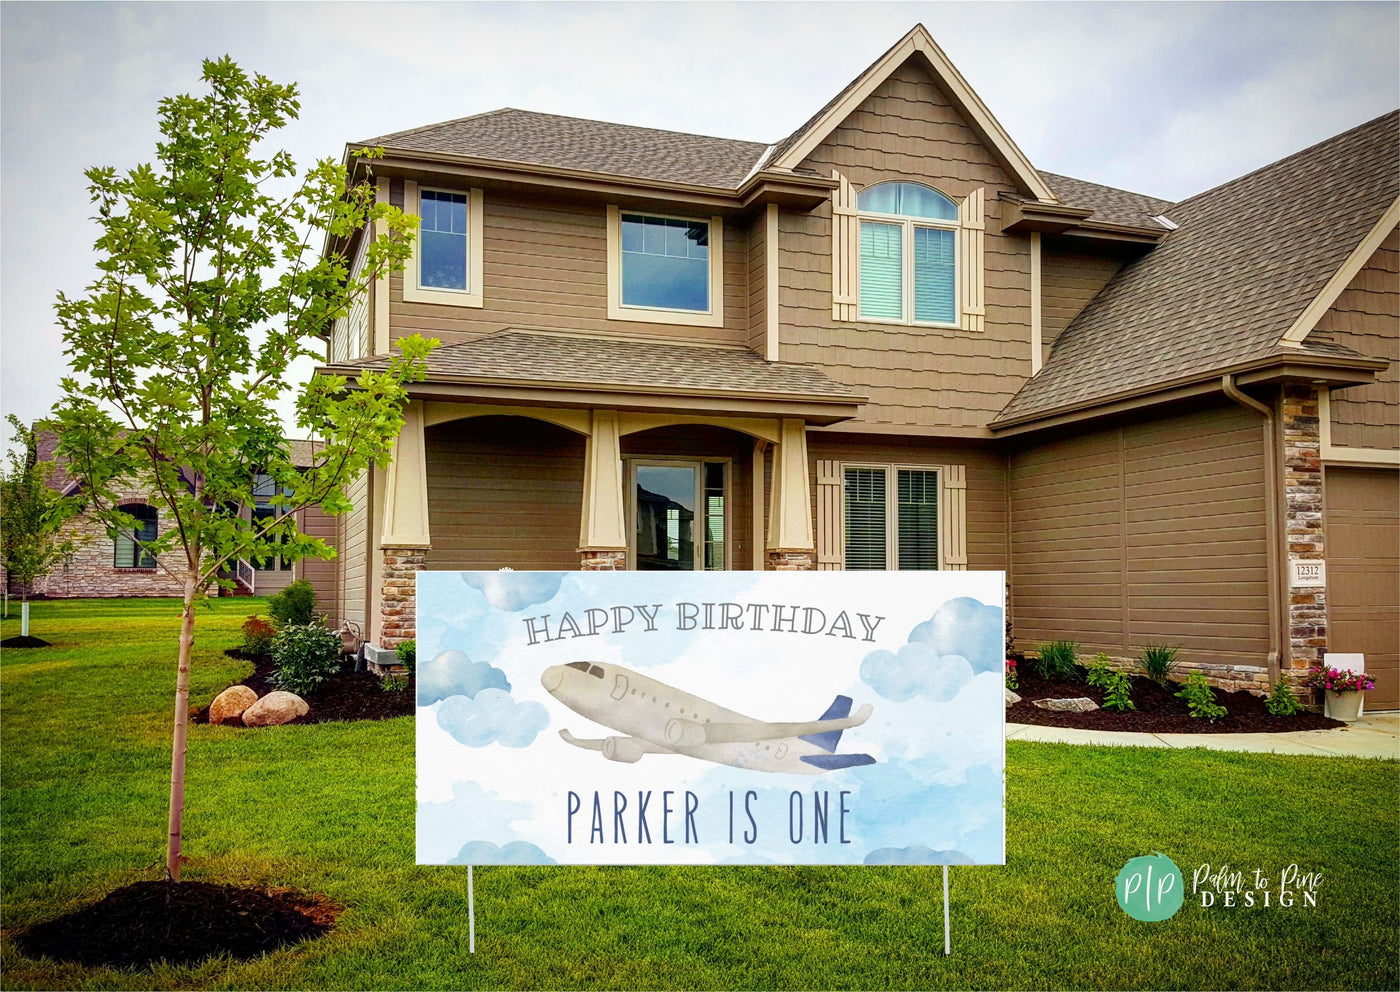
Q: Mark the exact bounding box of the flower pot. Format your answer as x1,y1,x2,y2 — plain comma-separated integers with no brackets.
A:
1324,689,1364,723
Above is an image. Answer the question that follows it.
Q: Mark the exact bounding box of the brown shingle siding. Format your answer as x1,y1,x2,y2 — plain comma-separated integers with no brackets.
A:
1319,228,1400,449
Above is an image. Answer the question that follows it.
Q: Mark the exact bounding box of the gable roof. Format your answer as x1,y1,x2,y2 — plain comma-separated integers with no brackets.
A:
766,24,1056,201
995,110,1400,428
1038,173,1175,229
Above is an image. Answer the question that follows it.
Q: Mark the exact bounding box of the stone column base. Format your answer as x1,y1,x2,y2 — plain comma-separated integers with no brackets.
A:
580,549,626,571
381,546,428,648
766,549,815,571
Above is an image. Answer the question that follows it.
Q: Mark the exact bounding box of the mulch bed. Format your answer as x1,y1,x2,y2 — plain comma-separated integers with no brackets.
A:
1008,661,1344,734
190,650,414,726
14,880,340,969
1,635,53,648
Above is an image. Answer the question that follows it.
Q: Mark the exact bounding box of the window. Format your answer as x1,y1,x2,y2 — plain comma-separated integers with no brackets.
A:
607,206,724,327
403,180,484,307
843,466,939,570
629,460,728,571
856,182,958,326
252,473,293,572
113,503,158,568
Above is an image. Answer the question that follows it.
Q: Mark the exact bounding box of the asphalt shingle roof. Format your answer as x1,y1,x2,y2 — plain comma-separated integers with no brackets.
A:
1039,172,1175,229
996,111,1400,425
362,109,770,190
325,331,864,402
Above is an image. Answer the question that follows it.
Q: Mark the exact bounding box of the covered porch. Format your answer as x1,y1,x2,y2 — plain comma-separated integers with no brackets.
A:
323,331,863,648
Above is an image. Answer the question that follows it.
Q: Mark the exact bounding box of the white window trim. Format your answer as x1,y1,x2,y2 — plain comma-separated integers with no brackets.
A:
624,456,732,571
841,462,944,570
403,180,484,308
855,207,961,329
607,206,724,328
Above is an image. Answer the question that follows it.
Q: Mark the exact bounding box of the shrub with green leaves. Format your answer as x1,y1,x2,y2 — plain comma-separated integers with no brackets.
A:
395,638,416,672
1176,672,1227,721
1035,640,1078,680
269,579,318,628
271,622,343,696
1102,672,1136,712
1141,644,1181,685
1086,653,1115,689
1265,679,1301,717
240,615,276,657
381,673,410,693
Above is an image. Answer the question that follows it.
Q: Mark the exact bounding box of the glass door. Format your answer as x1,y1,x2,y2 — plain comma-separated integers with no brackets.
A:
631,461,727,571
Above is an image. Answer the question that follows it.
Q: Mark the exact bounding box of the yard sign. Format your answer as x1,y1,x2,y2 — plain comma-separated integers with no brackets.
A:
416,571,1005,867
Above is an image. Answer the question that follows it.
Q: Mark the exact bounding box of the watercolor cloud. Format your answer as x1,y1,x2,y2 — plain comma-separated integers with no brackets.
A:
908,596,1003,674
449,840,556,865
418,650,512,705
864,846,973,866
860,641,974,702
436,688,549,748
462,571,563,612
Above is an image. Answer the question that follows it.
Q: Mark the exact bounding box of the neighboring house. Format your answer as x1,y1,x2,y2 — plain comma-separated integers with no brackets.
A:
22,433,339,605
317,25,1398,707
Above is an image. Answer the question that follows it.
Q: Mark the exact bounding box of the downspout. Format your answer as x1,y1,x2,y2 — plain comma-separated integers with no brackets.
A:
1221,374,1283,675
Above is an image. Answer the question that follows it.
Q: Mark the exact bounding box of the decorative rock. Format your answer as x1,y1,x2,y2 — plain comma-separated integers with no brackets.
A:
1004,688,1021,707
242,690,309,727
1033,696,1100,713
208,685,258,725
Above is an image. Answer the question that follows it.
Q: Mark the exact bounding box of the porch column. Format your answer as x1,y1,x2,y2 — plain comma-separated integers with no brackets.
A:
765,418,815,570
579,409,627,570
379,399,431,647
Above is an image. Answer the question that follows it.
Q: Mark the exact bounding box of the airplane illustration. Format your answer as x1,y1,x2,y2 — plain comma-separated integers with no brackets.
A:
540,661,876,774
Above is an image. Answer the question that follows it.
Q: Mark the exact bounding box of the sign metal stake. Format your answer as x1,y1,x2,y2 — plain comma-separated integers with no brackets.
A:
468,864,476,954
943,865,951,956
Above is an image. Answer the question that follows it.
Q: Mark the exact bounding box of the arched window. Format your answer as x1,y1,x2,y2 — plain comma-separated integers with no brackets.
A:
114,503,158,569
856,181,959,325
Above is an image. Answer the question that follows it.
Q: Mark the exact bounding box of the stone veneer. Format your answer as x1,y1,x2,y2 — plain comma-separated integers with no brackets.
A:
579,550,626,570
1281,385,1326,679
379,547,427,648
1053,652,1271,696
26,487,189,599
765,550,815,570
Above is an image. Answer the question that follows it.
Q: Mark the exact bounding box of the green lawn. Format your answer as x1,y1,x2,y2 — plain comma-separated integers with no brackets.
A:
1,597,1396,991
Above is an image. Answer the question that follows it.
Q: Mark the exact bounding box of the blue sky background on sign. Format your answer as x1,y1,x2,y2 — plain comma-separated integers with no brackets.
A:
2,2,1397,440
415,570,1005,867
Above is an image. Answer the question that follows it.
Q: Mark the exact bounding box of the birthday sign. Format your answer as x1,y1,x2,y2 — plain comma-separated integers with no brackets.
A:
415,570,1006,866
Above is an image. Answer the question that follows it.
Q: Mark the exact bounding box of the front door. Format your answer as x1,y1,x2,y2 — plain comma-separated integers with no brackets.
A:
630,460,727,570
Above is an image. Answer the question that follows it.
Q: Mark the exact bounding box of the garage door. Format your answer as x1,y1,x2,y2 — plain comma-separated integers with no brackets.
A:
1326,467,1400,710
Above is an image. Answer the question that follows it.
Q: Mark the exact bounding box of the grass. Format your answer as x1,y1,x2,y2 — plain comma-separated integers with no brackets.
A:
2,597,1397,990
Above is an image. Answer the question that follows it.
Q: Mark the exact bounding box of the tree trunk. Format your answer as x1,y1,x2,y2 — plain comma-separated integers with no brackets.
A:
166,575,197,881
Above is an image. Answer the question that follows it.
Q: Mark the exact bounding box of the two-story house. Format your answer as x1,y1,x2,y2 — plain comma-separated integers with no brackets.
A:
316,25,1399,707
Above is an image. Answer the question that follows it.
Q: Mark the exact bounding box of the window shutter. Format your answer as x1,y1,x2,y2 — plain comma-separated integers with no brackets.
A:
959,188,985,333
831,171,858,320
940,465,968,570
816,460,844,570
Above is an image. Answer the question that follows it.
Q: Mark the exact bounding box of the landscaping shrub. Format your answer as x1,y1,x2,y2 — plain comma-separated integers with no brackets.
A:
381,673,410,693
268,580,317,628
395,638,416,672
1265,679,1301,717
240,616,275,658
270,623,342,696
1102,672,1136,712
1035,640,1078,680
1085,653,1115,689
1141,644,1181,685
1176,672,1227,721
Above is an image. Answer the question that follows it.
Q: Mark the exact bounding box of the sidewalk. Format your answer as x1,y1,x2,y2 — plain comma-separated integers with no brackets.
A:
1007,711,1400,758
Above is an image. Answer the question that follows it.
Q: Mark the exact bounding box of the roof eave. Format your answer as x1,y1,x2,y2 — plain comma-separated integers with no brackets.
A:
989,354,1385,437
999,199,1167,244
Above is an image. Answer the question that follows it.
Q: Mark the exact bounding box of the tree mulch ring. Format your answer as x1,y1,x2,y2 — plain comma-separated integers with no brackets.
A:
190,651,414,725
14,880,340,969
1,634,53,648
1008,662,1344,734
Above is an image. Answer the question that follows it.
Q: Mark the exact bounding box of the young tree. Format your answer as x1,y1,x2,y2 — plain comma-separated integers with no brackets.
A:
48,57,434,881
0,415,82,640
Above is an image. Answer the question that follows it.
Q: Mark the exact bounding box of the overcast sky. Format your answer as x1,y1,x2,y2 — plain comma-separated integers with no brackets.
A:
3,1,1397,442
